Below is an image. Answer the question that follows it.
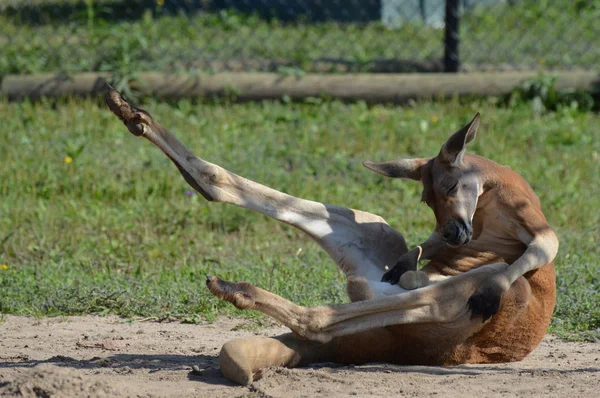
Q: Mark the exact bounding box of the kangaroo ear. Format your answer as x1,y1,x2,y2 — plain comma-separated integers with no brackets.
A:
363,158,429,181
439,113,480,165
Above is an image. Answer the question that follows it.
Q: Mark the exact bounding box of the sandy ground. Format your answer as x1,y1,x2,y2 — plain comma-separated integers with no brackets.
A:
0,316,598,398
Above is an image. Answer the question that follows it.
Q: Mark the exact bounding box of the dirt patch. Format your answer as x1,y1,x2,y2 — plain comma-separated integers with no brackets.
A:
0,364,120,397
0,316,598,397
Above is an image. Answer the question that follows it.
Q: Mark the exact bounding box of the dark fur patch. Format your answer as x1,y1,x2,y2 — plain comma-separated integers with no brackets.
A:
468,284,503,322
381,248,420,285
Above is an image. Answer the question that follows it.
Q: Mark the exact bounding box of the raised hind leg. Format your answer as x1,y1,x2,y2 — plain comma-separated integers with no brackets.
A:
105,88,409,299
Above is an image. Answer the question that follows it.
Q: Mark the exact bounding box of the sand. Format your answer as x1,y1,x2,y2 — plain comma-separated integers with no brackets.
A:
0,315,598,397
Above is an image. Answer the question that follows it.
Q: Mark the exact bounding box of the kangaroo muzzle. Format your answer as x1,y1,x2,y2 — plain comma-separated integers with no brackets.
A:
442,219,472,246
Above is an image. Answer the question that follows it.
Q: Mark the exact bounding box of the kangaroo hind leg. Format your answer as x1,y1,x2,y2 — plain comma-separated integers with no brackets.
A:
105,88,408,295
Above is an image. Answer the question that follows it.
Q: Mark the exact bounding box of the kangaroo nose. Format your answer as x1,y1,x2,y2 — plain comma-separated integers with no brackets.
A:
442,220,472,246
442,224,460,242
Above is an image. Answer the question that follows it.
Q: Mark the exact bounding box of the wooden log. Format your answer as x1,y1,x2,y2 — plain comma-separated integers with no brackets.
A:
2,71,599,102
1,72,111,100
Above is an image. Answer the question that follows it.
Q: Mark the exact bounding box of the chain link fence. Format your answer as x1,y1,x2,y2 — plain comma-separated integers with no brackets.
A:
1,0,599,76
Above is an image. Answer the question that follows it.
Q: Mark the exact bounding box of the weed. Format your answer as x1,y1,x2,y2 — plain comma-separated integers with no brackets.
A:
503,73,597,113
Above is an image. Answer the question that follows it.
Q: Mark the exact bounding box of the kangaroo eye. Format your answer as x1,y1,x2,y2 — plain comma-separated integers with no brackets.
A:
446,182,459,196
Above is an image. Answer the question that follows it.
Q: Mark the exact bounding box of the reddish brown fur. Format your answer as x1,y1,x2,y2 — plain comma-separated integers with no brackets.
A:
213,154,557,368
105,89,556,384
417,154,556,364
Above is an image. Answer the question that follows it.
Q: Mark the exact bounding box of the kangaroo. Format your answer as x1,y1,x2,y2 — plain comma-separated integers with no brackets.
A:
105,88,558,386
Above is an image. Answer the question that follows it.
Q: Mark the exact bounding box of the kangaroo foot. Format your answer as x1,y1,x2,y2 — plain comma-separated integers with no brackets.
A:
206,276,258,310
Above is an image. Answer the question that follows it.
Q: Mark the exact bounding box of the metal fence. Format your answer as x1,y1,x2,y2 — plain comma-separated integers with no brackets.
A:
1,0,598,76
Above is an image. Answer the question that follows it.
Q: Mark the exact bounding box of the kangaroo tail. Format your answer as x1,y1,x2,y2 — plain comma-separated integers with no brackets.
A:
219,329,397,385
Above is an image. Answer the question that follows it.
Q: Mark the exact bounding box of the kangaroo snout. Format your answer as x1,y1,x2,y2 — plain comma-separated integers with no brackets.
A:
442,220,472,246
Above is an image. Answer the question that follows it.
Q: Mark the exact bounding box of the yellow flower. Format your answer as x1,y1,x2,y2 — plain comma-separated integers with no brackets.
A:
0,264,8,270
539,58,545,65
156,0,164,6
431,115,438,123
64,156,73,164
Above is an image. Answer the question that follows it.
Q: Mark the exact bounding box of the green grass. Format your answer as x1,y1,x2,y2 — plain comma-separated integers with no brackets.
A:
0,96,598,341
1,0,598,75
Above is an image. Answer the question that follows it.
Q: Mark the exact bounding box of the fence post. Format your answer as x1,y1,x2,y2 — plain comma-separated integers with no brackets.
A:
444,0,460,72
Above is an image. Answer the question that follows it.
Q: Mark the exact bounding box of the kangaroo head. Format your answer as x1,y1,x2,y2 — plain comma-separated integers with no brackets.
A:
364,113,482,247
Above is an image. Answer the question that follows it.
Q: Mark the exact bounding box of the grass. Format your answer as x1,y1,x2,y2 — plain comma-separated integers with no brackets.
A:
1,0,598,75
0,95,598,341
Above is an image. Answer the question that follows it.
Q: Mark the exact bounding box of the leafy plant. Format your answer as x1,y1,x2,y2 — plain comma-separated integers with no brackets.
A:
502,73,596,113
